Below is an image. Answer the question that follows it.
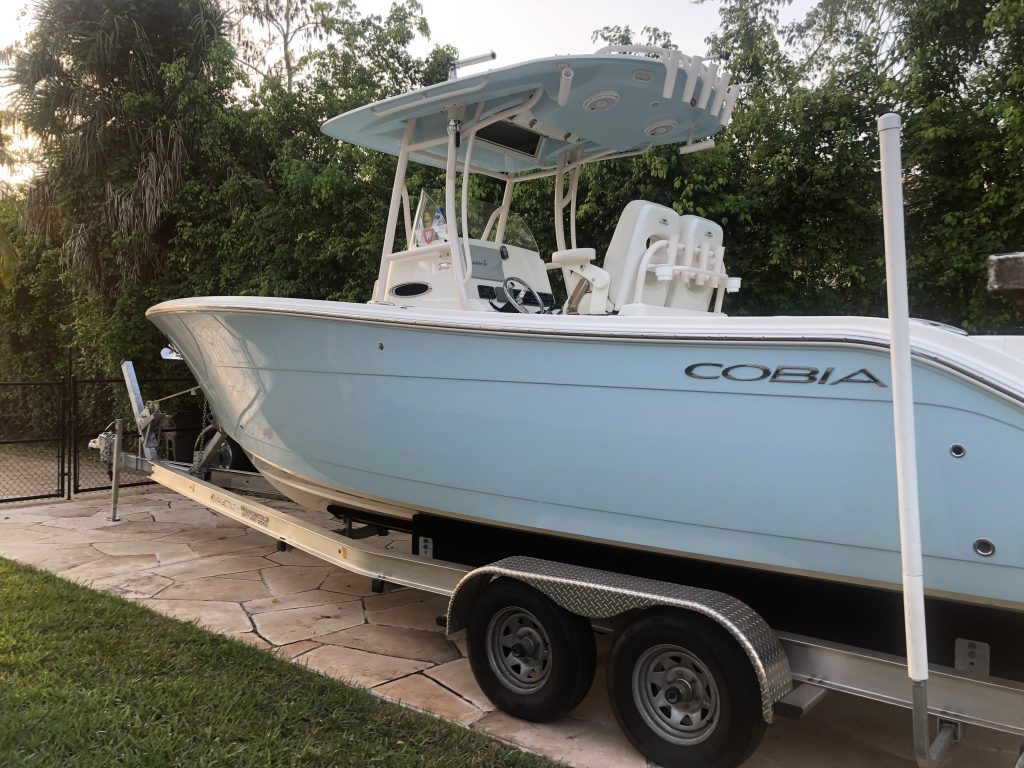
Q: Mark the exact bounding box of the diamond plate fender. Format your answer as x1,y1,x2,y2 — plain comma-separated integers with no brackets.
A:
446,555,792,722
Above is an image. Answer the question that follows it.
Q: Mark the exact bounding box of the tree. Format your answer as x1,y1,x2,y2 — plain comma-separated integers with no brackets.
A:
1,0,454,378
229,0,441,94
591,25,676,49
690,0,1024,328
231,0,350,92
0,201,69,380
5,0,235,291
707,0,894,316
558,13,891,317
0,123,21,288
891,0,1024,330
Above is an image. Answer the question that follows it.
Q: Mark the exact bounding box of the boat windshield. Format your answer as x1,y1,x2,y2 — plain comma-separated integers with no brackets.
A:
412,190,538,251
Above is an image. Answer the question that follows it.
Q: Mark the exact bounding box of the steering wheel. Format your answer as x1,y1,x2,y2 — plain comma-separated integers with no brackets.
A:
502,276,546,314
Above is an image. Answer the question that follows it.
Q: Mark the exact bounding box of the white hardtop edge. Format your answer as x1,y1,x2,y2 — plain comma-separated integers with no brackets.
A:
147,295,1024,401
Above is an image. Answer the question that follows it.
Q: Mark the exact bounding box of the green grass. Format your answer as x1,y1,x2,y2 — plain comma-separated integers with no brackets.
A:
0,558,554,768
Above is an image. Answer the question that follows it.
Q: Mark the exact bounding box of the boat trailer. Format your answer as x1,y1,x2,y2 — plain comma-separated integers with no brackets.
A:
94,359,1024,768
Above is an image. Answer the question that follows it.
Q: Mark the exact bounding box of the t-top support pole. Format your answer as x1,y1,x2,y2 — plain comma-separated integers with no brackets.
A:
877,112,930,767
375,118,416,302
444,106,469,309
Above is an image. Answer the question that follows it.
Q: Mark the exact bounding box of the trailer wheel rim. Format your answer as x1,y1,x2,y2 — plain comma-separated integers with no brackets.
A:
632,643,720,746
485,606,552,694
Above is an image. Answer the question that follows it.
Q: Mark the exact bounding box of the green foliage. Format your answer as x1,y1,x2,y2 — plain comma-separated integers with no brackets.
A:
892,0,1024,331
0,220,18,290
591,25,676,49
702,0,1023,327
527,9,892,318
5,0,235,293
0,202,69,381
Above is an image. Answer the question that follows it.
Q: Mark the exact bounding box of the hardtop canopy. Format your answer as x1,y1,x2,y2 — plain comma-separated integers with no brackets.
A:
321,47,738,174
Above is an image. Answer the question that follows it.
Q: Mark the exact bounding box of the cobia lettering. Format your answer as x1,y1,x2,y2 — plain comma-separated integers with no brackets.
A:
684,363,887,387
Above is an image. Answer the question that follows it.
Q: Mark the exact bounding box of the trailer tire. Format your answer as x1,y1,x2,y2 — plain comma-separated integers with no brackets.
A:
608,608,765,768
467,578,595,722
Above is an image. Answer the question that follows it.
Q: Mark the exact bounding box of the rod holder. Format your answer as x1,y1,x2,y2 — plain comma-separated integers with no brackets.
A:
448,51,496,79
557,67,574,106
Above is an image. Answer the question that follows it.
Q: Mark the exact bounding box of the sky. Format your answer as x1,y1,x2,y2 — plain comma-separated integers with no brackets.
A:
358,0,815,65
0,2,30,50
360,0,730,63
0,0,818,72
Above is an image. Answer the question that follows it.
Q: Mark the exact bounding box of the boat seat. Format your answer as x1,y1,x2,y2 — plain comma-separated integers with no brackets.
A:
603,202,728,314
602,201,680,311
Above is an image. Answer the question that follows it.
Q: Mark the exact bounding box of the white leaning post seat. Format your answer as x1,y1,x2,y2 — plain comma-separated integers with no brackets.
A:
602,201,680,310
603,200,729,315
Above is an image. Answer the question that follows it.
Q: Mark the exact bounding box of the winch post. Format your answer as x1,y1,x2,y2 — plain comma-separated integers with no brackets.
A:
120,359,160,460
121,360,146,428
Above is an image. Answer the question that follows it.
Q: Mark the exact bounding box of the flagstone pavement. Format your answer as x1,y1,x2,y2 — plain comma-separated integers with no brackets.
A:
1,489,1019,768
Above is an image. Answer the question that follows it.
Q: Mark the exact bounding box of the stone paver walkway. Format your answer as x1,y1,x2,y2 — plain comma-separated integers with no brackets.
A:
1,490,1020,767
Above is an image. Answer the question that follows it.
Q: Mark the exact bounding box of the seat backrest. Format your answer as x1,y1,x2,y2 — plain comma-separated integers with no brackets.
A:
602,201,680,310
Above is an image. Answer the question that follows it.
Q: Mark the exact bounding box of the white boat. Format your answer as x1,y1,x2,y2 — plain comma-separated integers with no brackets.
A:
147,44,1024,766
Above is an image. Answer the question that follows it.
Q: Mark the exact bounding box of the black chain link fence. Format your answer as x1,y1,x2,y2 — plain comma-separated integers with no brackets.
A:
1,368,206,504
0,382,65,504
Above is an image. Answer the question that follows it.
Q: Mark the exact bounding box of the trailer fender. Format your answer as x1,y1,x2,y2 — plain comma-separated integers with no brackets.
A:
447,555,791,723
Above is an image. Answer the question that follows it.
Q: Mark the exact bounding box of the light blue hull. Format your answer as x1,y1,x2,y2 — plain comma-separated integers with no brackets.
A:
149,299,1024,611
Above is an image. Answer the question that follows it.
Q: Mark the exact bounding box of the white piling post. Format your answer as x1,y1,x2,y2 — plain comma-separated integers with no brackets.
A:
878,112,930,767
